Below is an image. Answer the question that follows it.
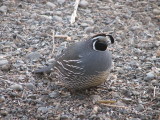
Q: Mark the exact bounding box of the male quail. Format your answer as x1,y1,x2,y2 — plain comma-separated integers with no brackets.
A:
34,33,114,90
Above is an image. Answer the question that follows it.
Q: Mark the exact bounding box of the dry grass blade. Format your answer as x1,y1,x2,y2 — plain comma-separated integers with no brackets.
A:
97,100,117,104
101,103,128,109
97,100,128,109
52,30,55,54
70,0,80,24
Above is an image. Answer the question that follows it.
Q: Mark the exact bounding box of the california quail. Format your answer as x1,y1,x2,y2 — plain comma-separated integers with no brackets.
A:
34,33,114,90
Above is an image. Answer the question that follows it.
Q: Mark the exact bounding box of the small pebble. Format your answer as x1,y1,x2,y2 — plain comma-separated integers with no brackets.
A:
60,115,70,120
85,19,94,25
0,5,7,13
92,105,101,114
37,107,49,113
144,72,155,81
151,80,158,86
27,94,37,99
135,104,144,112
0,58,10,71
49,91,59,98
57,0,65,4
46,2,56,8
156,50,160,57
80,23,88,27
130,118,141,120
121,89,132,97
122,97,133,104
77,114,86,119
0,110,8,116
39,15,52,20
79,0,89,8
0,63,11,71
112,92,120,98
153,9,160,15
90,95,101,104
25,83,35,90
103,26,113,32
53,16,63,22
84,26,94,33
26,52,41,61
0,58,8,66
132,91,140,96
10,84,23,91
0,95,5,103
89,115,101,120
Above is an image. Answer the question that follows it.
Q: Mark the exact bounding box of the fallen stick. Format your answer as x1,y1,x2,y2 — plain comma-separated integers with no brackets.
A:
54,35,71,41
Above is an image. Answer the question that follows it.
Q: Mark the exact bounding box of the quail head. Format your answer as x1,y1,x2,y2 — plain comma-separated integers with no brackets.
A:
34,33,114,90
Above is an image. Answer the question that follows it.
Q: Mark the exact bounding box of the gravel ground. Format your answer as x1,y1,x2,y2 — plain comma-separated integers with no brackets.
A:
0,0,160,120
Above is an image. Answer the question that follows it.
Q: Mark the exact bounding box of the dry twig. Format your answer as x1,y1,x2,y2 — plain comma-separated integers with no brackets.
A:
70,0,80,24
153,86,156,98
54,35,71,41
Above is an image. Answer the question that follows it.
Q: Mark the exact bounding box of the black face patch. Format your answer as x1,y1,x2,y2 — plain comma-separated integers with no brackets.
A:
93,40,107,51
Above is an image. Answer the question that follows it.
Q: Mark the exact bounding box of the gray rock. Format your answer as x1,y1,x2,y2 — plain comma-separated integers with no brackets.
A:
0,6,7,13
57,0,65,4
53,16,63,22
49,91,59,98
60,115,70,120
112,92,120,98
10,84,23,91
31,13,37,18
46,2,56,8
151,80,158,86
0,110,8,116
122,97,133,104
80,23,88,27
84,27,94,33
103,26,113,32
25,83,35,90
135,104,144,112
121,89,132,97
153,9,160,15
85,19,94,25
130,118,141,120
55,11,62,15
37,107,49,113
39,15,52,20
26,52,41,61
27,94,37,99
77,114,86,119
90,95,101,104
132,91,140,96
89,114,101,120
144,72,155,81
0,95,5,103
0,58,10,71
79,0,89,8
0,58,8,66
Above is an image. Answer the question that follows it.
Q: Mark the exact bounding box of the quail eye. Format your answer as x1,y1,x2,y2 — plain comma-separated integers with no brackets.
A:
93,40,108,51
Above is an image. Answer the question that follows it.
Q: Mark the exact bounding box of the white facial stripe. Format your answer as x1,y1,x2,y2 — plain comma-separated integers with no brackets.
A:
92,36,105,40
93,40,98,51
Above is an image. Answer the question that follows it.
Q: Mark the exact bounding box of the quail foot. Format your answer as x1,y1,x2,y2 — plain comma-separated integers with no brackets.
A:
34,33,114,90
